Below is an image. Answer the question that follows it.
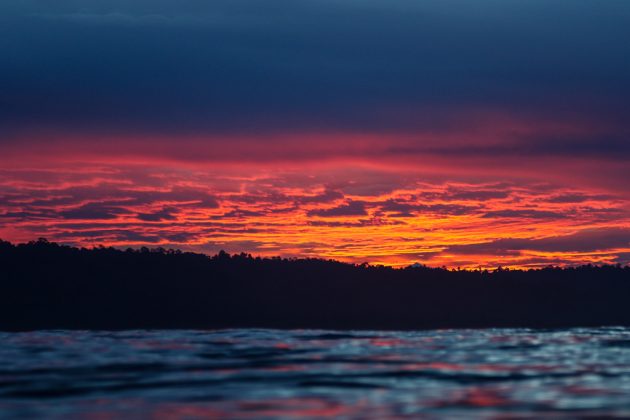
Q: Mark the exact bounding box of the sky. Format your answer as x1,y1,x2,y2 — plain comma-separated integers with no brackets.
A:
1,0,629,268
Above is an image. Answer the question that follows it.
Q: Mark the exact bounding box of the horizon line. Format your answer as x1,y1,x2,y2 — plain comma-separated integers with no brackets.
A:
3,237,628,273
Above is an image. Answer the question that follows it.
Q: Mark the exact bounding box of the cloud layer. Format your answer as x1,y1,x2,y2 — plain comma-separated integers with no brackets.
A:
1,163,628,268
0,1,629,267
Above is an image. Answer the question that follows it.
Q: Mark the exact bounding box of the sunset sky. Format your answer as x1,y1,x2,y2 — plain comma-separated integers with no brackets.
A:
1,0,629,268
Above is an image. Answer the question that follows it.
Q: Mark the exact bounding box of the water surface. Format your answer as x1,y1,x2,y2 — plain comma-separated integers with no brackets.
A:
2,328,630,418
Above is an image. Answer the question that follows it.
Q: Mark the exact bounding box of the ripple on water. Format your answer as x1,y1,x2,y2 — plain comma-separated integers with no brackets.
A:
2,328,630,418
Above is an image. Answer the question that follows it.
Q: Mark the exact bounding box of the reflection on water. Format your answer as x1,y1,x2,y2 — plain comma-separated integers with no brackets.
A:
2,328,630,418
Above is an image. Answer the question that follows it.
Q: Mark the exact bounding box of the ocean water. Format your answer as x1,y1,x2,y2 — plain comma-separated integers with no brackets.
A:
2,329,630,418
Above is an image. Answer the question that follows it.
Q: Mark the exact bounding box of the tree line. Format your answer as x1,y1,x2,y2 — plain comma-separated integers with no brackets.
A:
1,238,628,331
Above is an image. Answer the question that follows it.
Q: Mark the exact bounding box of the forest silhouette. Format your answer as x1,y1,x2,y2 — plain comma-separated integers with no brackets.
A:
1,238,629,331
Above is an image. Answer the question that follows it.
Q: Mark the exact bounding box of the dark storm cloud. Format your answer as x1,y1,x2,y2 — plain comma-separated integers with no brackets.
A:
1,0,630,145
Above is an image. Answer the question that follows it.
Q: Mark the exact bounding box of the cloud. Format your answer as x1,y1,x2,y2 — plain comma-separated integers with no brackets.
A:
222,209,266,218
60,202,131,220
307,200,367,217
547,193,614,203
0,163,628,268
308,218,405,228
446,228,630,255
55,229,162,243
444,189,510,201
136,206,179,221
297,189,344,204
379,199,479,217
481,209,566,219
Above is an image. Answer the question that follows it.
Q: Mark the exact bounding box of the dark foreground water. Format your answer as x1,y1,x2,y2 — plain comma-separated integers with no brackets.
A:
3,329,630,418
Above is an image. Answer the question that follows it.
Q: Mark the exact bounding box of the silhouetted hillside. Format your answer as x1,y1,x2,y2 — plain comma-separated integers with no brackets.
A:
1,239,629,331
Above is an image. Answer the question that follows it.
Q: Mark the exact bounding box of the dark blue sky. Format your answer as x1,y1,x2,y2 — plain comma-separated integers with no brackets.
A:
2,0,630,143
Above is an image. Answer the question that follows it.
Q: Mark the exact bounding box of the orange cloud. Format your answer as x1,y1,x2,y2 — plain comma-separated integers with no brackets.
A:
1,156,627,269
